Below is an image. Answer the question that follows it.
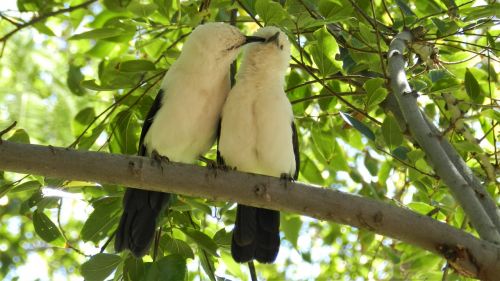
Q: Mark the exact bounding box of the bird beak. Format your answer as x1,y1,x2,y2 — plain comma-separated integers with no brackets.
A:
244,36,266,44
265,32,280,44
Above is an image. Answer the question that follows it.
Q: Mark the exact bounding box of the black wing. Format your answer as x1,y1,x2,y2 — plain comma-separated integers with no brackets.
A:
138,89,164,156
115,89,170,257
291,122,300,180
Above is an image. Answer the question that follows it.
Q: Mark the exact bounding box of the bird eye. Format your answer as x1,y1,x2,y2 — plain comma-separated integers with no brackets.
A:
280,45,283,50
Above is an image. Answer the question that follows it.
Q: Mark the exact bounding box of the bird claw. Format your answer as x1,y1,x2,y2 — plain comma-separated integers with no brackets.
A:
280,173,294,189
151,150,170,165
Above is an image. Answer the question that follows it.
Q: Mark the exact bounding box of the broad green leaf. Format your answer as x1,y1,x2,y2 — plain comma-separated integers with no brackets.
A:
11,180,41,193
128,2,158,17
33,22,55,36
212,228,231,248
70,28,129,40
308,27,341,77
8,129,30,144
198,249,216,281
123,256,145,281
364,153,378,176
339,112,375,141
318,0,354,22
108,110,140,155
366,88,388,110
392,146,410,160
156,255,187,281
381,115,403,148
255,0,288,25
454,141,482,154
33,210,62,243
180,228,219,257
67,64,86,96
301,156,324,185
78,124,106,150
162,236,195,259
74,107,96,136
464,68,481,102
282,215,302,248
118,60,156,72
461,4,500,21
81,253,122,281
81,79,121,91
363,78,385,94
81,197,121,243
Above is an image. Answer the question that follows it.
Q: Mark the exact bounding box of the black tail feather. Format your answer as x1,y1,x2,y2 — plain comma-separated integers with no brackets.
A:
231,204,280,263
115,188,170,257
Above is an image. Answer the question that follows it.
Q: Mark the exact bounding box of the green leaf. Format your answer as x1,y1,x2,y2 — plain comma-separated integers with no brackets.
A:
108,110,140,155
301,156,324,185
454,141,482,154
461,4,500,21
78,124,106,150
70,28,129,40
392,146,410,160
318,0,354,22
143,255,187,281
81,197,121,243
123,256,145,281
33,22,55,36
255,0,287,25
128,2,158,17
81,79,121,91
33,210,62,243
339,112,375,141
363,78,385,94
8,129,30,144
156,255,187,281
366,88,388,110
81,253,122,281
180,228,219,257
11,180,41,193
67,64,86,96
309,27,341,77
74,107,96,136
282,216,302,248
213,228,231,248
162,236,195,259
118,60,156,72
464,68,481,102
198,249,216,281
381,115,403,148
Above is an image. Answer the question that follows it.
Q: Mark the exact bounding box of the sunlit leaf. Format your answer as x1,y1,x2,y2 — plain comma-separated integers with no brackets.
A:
33,210,62,243
81,254,122,281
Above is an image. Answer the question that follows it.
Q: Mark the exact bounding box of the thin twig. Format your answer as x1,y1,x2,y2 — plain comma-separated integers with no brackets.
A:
0,0,97,43
369,0,388,78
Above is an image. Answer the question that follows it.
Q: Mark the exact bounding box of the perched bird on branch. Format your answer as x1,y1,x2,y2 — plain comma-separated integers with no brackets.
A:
218,26,300,263
114,22,265,258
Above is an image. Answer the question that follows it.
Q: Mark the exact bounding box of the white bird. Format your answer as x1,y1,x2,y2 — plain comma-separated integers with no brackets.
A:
115,22,265,257
218,26,299,263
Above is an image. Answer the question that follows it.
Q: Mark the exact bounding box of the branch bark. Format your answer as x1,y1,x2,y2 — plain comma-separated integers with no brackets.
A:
1,141,500,280
387,31,500,242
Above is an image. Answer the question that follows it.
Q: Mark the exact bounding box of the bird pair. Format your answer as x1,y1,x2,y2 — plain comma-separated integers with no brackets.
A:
114,22,299,265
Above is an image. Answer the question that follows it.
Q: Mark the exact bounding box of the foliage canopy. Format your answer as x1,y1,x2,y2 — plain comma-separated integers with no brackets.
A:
0,0,498,280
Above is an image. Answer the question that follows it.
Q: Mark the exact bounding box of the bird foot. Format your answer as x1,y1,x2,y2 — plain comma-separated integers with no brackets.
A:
280,173,294,189
151,150,170,168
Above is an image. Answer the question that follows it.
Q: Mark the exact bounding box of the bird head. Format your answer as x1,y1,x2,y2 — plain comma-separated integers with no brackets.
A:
242,26,291,73
182,22,265,64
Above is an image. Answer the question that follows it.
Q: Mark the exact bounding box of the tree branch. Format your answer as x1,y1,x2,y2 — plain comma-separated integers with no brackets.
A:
387,31,500,242
0,141,500,280
0,0,97,43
